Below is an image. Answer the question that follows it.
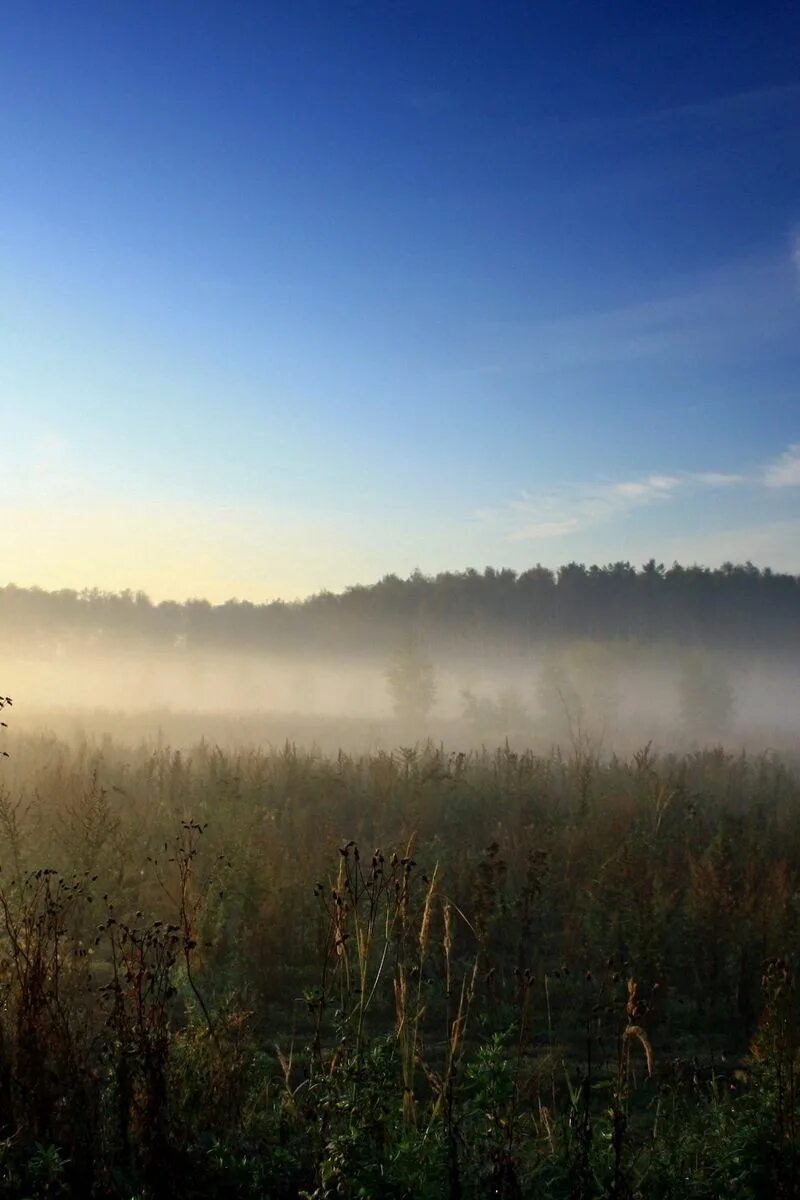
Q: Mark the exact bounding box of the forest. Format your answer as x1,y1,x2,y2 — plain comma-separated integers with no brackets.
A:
1,560,798,655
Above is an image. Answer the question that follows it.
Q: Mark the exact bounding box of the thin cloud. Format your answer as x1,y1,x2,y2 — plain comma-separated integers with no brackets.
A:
691,472,747,486
508,517,581,542
439,251,799,384
498,445,800,544
630,82,800,135
612,475,679,499
763,444,800,488
504,474,687,543
519,83,800,141
657,518,800,575
792,233,800,275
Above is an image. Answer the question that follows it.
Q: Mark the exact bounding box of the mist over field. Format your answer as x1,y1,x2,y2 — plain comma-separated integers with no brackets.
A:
3,560,800,1198
4,560,799,753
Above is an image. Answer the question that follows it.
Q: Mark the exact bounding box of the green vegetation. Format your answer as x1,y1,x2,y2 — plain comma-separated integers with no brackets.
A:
0,732,799,1196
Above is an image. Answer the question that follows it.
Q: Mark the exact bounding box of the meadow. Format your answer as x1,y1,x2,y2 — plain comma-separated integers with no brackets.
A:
1,717,799,1197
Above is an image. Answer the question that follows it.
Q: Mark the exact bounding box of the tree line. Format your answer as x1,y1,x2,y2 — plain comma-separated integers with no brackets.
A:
0,560,798,655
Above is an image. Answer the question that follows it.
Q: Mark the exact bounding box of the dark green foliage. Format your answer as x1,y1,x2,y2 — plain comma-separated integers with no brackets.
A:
0,559,798,654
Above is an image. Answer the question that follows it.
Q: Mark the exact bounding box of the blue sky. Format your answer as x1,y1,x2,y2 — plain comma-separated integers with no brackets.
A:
1,1,799,600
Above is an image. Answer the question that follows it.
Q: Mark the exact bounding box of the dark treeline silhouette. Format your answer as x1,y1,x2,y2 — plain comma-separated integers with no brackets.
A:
1,560,798,658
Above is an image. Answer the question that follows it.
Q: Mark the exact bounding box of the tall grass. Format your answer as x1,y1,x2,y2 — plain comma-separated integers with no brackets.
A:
0,732,798,1195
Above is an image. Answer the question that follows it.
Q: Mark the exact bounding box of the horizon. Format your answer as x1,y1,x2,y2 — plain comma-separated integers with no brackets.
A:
3,2,799,600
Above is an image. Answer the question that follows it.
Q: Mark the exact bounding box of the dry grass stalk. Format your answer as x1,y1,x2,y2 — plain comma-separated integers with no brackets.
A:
623,1024,654,1077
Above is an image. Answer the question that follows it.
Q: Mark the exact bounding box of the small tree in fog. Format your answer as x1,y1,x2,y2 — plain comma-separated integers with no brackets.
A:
569,640,621,734
537,642,621,746
462,687,529,741
386,637,436,724
536,650,584,740
678,649,735,740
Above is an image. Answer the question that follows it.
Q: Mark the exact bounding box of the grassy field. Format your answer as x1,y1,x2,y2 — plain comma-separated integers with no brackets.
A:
0,727,799,1196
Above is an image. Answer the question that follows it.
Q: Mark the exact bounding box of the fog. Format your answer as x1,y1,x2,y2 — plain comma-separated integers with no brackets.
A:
2,565,797,752
5,637,799,756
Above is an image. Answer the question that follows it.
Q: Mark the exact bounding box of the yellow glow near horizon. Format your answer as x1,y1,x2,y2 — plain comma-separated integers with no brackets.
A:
0,499,377,603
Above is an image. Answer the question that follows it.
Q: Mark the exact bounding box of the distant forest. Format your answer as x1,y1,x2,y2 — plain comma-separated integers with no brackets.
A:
1,560,798,655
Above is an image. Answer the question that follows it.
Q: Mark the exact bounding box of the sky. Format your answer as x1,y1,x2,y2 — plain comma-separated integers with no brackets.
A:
1,0,799,601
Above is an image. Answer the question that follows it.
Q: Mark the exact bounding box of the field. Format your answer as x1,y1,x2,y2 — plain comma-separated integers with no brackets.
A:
1,720,800,1197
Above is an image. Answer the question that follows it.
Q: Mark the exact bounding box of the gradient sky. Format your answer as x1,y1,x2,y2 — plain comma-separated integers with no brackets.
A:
2,1,799,601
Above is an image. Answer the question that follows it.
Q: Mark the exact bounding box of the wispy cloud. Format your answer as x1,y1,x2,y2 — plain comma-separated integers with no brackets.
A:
440,251,800,384
763,444,800,488
645,82,800,128
497,444,800,543
611,475,680,500
508,517,582,542
690,472,747,487
505,473,682,543
656,519,800,575
516,83,800,143
792,233,800,275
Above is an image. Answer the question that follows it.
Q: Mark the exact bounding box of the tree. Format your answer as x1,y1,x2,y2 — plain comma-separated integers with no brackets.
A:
461,686,529,741
386,638,436,725
536,649,584,742
677,650,735,740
